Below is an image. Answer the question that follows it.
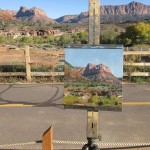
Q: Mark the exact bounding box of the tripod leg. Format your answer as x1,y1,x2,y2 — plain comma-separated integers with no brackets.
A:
82,138,100,150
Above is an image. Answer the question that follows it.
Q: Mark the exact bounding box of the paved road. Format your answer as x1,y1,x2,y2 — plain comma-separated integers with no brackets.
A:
0,84,64,107
0,84,150,149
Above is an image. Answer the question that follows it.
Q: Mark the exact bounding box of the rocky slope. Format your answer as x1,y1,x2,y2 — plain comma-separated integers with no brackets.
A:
56,1,150,23
65,62,121,83
65,62,89,82
56,15,78,23
81,63,120,83
16,6,56,24
0,10,16,21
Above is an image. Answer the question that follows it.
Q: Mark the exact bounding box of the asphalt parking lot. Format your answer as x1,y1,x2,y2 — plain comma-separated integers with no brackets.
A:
0,84,150,149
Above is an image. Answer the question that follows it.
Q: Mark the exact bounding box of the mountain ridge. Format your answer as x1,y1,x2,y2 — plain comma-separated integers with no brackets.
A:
56,1,150,23
0,1,149,24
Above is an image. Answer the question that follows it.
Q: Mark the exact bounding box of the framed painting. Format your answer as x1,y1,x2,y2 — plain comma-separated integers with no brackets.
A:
64,46,123,111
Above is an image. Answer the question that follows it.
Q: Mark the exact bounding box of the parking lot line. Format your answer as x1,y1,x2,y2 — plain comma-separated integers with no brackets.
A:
0,102,150,107
0,104,33,107
123,102,150,105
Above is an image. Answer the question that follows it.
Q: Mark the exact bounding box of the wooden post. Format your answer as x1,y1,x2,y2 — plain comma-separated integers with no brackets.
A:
42,126,53,150
87,110,98,139
25,46,31,82
89,0,100,45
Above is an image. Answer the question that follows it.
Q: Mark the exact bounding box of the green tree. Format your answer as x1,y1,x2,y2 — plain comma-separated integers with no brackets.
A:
119,23,150,46
100,29,120,44
72,32,88,44
46,35,55,44
33,36,44,44
19,37,33,44
78,32,88,44
58,35,72,46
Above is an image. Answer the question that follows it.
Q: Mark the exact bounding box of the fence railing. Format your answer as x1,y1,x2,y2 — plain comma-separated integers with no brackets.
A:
123,51,150,77
0,46,64,81
0,47,150,81
124,47,150,51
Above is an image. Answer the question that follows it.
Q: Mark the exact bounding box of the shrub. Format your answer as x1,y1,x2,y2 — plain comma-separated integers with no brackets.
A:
64,96,79,105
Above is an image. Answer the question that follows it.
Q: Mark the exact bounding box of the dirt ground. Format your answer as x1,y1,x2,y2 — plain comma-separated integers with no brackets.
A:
0,44,64,83
0,44,64,67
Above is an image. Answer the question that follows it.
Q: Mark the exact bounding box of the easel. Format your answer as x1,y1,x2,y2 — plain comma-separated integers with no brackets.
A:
82,110,99,150
82,0,100,150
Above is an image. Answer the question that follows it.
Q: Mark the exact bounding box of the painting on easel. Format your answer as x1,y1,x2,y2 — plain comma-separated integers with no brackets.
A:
64,46,123,111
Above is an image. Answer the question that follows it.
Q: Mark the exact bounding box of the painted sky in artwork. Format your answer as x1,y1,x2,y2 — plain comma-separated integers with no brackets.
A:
65,48,123,78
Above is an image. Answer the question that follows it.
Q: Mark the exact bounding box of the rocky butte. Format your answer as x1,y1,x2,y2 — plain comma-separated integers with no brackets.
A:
16,6,56,23
81,63,120,83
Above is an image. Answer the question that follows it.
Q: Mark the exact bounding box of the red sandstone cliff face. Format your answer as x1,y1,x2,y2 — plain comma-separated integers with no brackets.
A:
0,6,56,24
16,6,56,24
56,1,150,23
100,1,150,15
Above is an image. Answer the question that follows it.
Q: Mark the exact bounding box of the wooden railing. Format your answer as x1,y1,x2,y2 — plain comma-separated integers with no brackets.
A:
0,47,150,81
0,46,64,81
123,51,150,77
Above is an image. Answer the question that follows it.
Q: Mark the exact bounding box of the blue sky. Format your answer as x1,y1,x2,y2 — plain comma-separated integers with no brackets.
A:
0,0,149,19
65,48,123,78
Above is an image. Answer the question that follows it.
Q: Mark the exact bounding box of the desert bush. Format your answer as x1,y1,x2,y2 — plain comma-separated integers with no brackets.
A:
88,96,99,104
100,31,119,44
19,37,33,44
58,35,73,46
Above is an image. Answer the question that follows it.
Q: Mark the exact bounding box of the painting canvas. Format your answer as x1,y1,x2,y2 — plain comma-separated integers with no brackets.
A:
64,47,123,111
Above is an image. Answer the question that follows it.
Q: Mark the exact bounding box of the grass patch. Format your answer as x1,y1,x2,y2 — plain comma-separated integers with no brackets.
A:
124,76,150,83
31,66,51,72
0,77,26,83
0,65,26,72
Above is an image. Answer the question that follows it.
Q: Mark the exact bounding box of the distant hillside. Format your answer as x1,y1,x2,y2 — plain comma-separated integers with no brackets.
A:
56,1,150,23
